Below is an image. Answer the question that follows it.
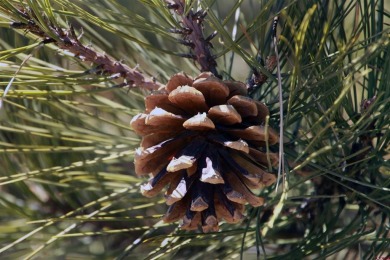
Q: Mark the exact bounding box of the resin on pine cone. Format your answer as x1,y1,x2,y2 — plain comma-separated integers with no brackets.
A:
130,72,278,232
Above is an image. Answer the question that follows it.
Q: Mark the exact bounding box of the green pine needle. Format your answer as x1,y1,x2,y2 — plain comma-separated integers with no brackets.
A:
0,0,389,259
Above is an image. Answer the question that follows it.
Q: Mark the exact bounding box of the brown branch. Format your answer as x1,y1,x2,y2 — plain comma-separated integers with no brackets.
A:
10,13,163,91
247,55,277,93
166,0,219,78
247,18,279,94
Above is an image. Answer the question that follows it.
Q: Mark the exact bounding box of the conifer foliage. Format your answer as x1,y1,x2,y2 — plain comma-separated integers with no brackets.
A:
0,0,389,259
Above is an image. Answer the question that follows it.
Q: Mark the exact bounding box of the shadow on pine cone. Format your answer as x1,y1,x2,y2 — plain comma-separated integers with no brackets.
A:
131,72,278,232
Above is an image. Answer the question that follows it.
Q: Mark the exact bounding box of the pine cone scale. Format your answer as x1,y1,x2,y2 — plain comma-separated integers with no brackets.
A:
200,156,224,184
227,95,258,117
134,137,189,175
208,105,242,125
192,76,230,106
168,85,208,114
183,113,215,130
145,92,185,115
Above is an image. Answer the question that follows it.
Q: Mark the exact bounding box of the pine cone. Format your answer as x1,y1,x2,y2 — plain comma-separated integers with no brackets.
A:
131,72,278,232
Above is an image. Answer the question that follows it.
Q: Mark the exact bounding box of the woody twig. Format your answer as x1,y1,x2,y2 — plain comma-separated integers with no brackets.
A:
10,9,163,91
166,0,219,78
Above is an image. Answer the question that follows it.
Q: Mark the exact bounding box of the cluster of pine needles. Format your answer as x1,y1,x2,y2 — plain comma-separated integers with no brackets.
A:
0,0,389,259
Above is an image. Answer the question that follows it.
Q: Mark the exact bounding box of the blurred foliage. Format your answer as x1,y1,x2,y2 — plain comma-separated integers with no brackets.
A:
0,0,389,259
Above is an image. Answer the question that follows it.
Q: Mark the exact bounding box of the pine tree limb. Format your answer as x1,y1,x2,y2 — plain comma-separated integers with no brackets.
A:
10,11,163,91
166,0,220,77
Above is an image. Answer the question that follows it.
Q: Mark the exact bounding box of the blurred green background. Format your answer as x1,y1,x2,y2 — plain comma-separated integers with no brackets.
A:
0,0,389,259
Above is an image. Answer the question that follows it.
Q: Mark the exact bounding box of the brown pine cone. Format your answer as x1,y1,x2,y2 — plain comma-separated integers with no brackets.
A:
130,72,278,232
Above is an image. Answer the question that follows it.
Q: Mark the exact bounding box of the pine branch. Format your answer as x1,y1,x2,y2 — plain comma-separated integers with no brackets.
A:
247,55,277,94
166,0,220,77
10,9,163,91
